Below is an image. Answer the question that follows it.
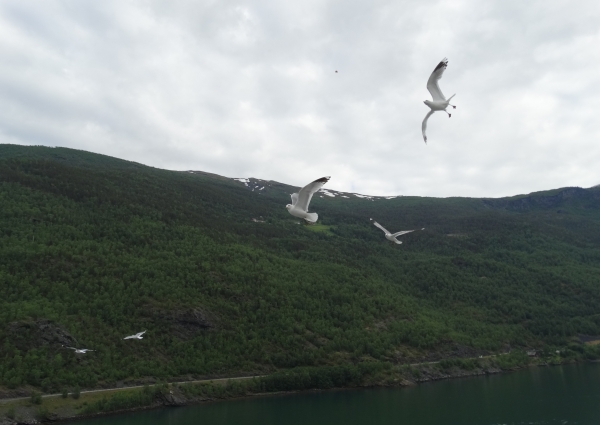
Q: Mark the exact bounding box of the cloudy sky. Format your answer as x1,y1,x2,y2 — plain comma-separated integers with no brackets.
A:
1,0,599,197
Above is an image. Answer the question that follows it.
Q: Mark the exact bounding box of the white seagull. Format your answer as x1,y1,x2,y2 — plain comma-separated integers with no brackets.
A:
286,177,330,224
63,345,94,354
422,57,456,144
371,219,424,244
124,330,146,340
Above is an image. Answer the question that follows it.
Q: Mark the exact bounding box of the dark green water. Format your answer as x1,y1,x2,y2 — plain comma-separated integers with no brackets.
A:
72,363,600,425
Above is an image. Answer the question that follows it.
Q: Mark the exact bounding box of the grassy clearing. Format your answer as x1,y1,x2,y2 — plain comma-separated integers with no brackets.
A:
304,224,335,235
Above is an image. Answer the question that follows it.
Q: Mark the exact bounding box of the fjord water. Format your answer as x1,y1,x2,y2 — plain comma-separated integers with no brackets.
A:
73,363,600,425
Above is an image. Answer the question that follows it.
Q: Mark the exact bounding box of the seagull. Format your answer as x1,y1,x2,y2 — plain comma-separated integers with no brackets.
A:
124,330,146,340
371,219,424,244
286,177,330,224
63,345,94,354
422,57,456,144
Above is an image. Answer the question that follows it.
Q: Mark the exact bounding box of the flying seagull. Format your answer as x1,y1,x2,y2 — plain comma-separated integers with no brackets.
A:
371,219,424,244
422,57,456,144
124,330,146,340
63,345,94,354
286,177,330,224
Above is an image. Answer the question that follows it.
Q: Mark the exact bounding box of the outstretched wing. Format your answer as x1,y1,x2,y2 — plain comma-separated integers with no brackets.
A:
372,220,390,235
426,58,448,101
296,177,330,211
391,229,415,237
290,193,299,206
422,110,434,144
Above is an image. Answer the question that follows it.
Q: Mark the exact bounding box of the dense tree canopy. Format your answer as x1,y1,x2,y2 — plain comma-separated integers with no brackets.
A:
1,144,600,392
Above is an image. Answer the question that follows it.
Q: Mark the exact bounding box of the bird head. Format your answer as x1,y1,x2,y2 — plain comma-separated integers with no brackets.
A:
286,204,292,210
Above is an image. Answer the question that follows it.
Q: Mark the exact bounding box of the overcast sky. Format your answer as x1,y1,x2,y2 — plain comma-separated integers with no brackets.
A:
1,0,599,197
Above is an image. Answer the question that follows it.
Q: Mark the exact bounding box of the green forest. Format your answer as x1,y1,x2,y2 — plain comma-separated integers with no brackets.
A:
1,144,600,392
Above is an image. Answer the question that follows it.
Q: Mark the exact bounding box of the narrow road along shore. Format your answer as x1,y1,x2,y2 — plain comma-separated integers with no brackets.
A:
0,375,264,404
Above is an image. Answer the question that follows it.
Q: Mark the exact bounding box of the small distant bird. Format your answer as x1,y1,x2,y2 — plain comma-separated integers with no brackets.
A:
422,57,456,144
124,330,146,340
335,70,338,73
63,345,94,354
371,219,423,244
286,177,330,224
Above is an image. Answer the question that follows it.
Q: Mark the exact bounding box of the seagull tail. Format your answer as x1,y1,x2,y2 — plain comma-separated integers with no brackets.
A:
304,213,318,224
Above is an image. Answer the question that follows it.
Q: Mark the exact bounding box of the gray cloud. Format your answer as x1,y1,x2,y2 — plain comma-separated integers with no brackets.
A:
1,0,599,197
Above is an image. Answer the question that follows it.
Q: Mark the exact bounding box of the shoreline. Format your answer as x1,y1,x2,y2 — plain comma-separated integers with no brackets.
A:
0,355,587,425
0,375,265,405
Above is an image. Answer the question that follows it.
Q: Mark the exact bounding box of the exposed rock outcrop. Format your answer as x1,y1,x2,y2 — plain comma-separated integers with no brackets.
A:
6,320,77,352
174,308,213,329
143,307,217,340
160,389,188,406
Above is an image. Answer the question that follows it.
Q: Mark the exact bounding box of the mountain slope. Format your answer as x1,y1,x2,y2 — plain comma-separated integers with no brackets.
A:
1,144,600,392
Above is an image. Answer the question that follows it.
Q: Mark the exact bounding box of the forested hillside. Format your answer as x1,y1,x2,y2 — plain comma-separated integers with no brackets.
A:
1,144,600,392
